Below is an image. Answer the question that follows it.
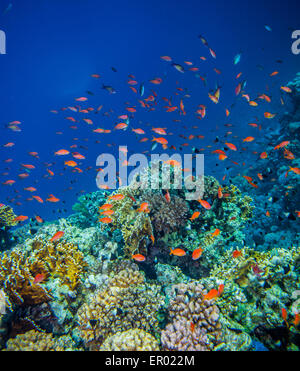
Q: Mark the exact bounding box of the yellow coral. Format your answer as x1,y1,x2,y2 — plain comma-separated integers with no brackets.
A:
2,330,76,351
0,205,18,227
77,268,163,350
100,329,160,351
0,248,52,308
0,238,86,309
30,238,87,291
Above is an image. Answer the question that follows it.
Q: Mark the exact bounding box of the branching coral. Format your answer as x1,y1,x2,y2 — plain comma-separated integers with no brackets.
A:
161,282,223,350
101,186,153,257
100,328,160,351
77,268,164,350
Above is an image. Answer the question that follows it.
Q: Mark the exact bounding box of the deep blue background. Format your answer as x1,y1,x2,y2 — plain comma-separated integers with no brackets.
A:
0,0,299,221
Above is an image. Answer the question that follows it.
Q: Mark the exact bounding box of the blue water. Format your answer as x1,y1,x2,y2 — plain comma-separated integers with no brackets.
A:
0,0,299,222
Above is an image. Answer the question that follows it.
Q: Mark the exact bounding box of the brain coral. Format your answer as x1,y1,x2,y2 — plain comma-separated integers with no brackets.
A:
77,268,164,350
161,282,222,351
100,328,160,351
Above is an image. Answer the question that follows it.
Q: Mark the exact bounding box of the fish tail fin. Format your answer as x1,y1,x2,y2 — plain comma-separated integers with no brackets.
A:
169,248,173,255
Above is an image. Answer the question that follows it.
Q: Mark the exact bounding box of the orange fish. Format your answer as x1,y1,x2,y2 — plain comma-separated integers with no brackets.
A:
165,190,171,203
192,247,203,260
114,123,128,130
212,228,220,237
257,173,264,181
46,195,60,202
264,112,276,119
190,211,200,220
35,215,44,224
99,203,113,211
132,254,146,262
190,322,195,332
242,136,255,142
217,186,223,199
280,86,292,93
24,187,37,192
232,250,242,258
99,217,112,224
283,149,295,160
137,202,150,213
108,194,125,201
65,161,77,167
32,195,44,203
152,136,168,145
132,128,145,134
274,141,290,150
100,210,114,216
204,289,219,300
14,215,28,222
55,149,70,155
218,154,228,161
218,284,224,296
50,231,64,242
293,313,300,327
281,308,288,324
198,199,211,210
260,152,268,159
225,142,237,151
33,273,46,284
170,248,186,257
287,167,300,175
